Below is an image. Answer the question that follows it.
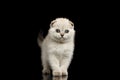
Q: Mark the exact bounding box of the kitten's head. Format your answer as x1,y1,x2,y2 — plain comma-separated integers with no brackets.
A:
48,18,75,43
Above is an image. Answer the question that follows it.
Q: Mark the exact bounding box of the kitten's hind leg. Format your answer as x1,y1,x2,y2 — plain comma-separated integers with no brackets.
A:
42,64,50,74
41,55,50,74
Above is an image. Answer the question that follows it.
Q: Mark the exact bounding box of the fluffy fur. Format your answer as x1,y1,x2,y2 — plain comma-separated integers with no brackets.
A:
37,18,75,76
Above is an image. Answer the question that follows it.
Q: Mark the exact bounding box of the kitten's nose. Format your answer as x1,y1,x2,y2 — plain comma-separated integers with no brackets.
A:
60,33,64,37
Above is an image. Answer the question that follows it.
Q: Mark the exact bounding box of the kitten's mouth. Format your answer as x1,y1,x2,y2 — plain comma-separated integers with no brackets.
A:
60,37,64,40
55,36,65,40
60,37,68,42
54,36,69,43
60,36,65,39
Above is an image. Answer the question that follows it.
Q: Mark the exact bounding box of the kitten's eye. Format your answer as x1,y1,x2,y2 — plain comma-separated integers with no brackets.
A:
56,29,60,33
65,30,69,33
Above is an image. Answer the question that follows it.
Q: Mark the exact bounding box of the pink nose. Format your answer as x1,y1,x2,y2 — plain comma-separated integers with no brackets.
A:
61,34,64,37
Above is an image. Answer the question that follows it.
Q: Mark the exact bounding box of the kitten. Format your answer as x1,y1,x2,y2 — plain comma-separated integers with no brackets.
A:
37,18,75,76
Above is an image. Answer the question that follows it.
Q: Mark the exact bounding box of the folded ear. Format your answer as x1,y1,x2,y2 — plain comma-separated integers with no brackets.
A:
69,21,74,28
50,20,56,27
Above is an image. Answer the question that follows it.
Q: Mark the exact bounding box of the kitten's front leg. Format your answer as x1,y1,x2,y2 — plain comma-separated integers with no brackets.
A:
60,54,73,76
48,54,62,76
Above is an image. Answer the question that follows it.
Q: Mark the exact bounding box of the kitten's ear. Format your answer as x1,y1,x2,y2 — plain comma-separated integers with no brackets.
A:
69,21,74,28
50,20,56,27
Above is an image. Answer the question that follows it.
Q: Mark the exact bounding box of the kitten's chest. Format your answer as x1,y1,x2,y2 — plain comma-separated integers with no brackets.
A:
48,42,73,55
52,44,66,54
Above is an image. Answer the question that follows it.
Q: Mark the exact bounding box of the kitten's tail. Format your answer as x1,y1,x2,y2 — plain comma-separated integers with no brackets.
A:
37,31,44,47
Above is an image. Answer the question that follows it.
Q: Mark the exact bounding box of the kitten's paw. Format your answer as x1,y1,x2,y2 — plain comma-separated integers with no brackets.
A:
62,71,68,76
52,76,68,80
52,76,61,80
42,69,50,74
53,71,62,76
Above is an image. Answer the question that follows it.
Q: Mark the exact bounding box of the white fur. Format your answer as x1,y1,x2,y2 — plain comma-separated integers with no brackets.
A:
38,18,75,76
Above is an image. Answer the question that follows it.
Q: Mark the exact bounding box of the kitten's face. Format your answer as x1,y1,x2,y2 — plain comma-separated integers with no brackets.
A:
48,18,75,43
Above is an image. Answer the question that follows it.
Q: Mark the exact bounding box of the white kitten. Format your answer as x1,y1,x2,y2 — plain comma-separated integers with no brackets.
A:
37,18,75,76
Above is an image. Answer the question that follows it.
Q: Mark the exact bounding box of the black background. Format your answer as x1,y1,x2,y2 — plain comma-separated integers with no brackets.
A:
4,1,114,80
